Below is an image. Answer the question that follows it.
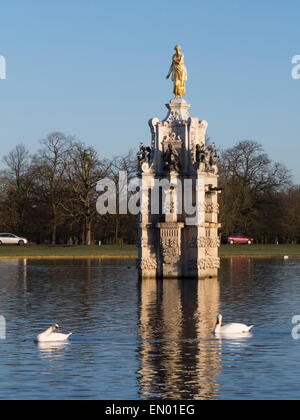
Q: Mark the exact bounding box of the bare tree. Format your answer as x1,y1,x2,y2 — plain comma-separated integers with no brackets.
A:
64,142,111,245
1,144,35,235
108,150,138,244
33,132,73,244
219,140,292,238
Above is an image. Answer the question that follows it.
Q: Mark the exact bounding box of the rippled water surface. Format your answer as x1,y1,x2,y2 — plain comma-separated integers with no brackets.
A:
0,257,300,399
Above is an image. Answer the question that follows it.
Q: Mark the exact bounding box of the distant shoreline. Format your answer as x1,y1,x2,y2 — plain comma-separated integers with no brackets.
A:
0,244,300,259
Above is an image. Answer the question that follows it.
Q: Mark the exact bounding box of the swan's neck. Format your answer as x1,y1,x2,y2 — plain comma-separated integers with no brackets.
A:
40,327,54,338
215,317,222,331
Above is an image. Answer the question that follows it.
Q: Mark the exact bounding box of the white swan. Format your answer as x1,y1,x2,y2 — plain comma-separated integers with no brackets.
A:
37,324,72,343
213,314,254,335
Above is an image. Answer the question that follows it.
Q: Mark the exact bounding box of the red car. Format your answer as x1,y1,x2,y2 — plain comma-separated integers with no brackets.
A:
227,233,254,245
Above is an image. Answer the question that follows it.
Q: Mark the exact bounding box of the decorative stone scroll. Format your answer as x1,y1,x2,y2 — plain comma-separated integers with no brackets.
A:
188,237,221,248
137,258,158,271
188,257,220,271
160,237,180,264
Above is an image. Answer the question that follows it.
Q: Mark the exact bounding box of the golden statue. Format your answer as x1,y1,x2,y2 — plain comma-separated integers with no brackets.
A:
166,45,188,99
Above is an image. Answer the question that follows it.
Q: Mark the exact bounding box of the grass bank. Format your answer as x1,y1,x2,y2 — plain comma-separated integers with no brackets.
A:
0,244,300,259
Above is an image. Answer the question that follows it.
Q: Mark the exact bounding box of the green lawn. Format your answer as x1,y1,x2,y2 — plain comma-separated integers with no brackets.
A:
0,245,138,258
219,244,300,257
0,244,299,259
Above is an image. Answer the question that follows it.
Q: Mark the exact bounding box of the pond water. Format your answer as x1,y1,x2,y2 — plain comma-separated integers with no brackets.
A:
0,257,299,400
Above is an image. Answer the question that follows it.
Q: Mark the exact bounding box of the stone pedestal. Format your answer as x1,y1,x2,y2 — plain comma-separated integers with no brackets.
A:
137,98,221,279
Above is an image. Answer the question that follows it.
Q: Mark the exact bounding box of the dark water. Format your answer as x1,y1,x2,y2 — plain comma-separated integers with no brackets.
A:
0,257,300,400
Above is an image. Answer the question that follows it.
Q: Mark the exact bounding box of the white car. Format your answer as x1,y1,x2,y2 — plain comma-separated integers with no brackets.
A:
0,233,28,246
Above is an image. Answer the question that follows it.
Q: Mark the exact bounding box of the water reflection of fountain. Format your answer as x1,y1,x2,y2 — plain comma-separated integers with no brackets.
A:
194,278,221,399
137,277,221,400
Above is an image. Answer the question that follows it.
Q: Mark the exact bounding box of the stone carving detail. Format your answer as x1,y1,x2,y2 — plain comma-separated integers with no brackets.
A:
165,110,189,123
137,257,158,271
160,238,180,264
167,110,181,122
188,257,220,271
192,203,220,214
163,132,184,148
206,237,221,248
198,257,220,271
163,198,175,215
167,132,182,142
188,237,221,248
205,203,220,214
161,237,178,248
164,98,191,123
198,237,207,248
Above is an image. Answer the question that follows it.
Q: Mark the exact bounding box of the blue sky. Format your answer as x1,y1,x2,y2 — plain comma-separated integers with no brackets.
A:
0,0,300,181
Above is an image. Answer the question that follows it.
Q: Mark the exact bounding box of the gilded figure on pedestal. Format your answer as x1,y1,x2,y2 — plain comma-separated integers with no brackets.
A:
166,45,188,99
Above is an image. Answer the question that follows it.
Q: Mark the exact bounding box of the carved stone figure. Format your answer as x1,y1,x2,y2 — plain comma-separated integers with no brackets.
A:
137,143,152,170
164,144,181,173
193,142,219,173
204,148,211,171
195,144,206,164
207,144,218,166
207,144,219,174
166,45,188,99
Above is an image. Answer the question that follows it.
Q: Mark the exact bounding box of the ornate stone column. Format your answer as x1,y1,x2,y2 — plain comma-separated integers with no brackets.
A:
137,97,221,279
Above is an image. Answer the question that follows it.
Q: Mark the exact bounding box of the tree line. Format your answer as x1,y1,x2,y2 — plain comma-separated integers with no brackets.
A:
0,132,299,245
218,140,297,244
0,133,137,245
